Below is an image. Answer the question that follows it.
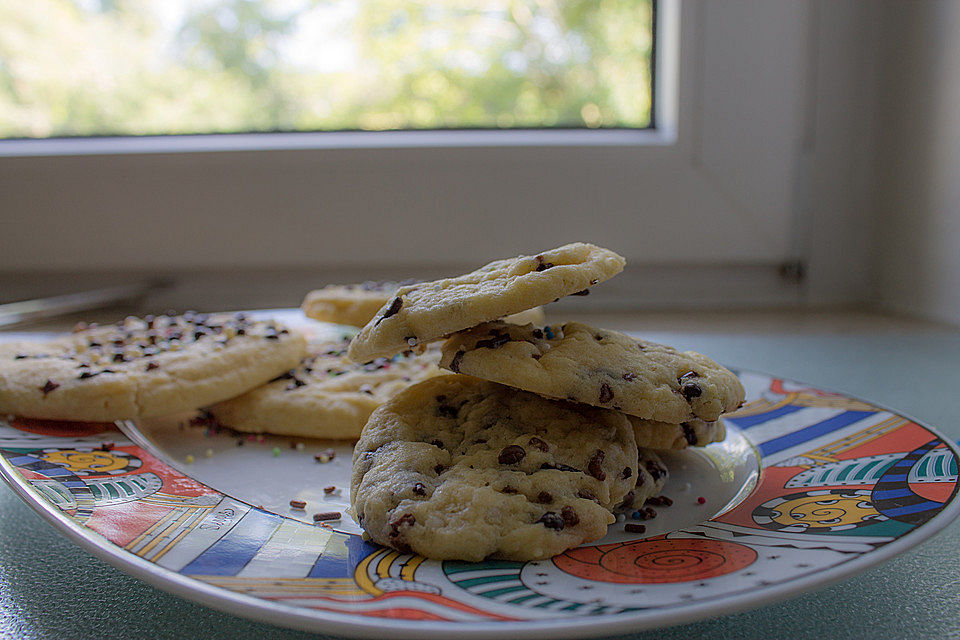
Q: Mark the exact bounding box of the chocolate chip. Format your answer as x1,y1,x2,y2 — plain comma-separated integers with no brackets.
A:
619,466,633,479
680,382,703,400
528,437,549,452
541,462,580,473
430,439,444,448
449,350,465,373
538,512,564,530
40,380,59,395
571,289,590,296
498,445,526,465
433,464,446,474
625,523,646,534
112,353,127,363
500,486,519,494
286,377,307,390
532,329,543,339
536,491,553,504
619,491,636,509
599,383,614,403
413,483,427,496
587,449,606,480
145,361,159,371
436,405,457,418
561,506,579,526
376,297,403,325
577,489,598,502
14,354,28,360
475,331,510,349
78,371,99,380
534,256,555,271
389,513,415,538
646,459,666,481
532,353,541,360
682,422,698,445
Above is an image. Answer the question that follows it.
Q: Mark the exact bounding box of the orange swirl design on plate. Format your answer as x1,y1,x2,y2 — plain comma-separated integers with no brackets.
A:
554,539,757,584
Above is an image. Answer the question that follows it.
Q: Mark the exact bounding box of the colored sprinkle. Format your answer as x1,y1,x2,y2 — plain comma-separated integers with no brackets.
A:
272,447,281,457
204,448,213,458
315,448,336,463
185,455,195,464
257,435,265,443
625,523,646,534
697,496,706,504
631,511,641,520
295,442,305,451
544,326,555,339
289,499,306,510
313,511,341,522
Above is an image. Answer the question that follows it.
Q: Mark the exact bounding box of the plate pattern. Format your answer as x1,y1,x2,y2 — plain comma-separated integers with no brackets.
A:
1,370,957,627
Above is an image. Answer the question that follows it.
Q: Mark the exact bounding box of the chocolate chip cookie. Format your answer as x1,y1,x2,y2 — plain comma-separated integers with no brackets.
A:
346,243,624,362
439,320,745,423
351,375,639,561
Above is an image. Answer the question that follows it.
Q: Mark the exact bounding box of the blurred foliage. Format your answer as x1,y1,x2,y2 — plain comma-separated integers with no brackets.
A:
0,0,652,138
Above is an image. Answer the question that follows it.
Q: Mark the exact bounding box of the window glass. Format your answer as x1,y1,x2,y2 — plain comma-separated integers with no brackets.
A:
0,0,653,138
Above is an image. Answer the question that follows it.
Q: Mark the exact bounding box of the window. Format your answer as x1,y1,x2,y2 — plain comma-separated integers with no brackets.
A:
1,0,653,138
1,1,829,309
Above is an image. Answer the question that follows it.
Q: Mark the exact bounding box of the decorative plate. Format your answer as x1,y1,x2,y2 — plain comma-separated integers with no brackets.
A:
1,315,958,639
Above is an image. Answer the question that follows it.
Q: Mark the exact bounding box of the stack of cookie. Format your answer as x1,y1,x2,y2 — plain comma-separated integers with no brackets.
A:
348,243,745,562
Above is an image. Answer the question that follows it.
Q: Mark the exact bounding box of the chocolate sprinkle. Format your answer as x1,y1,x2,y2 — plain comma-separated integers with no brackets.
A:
498,445,526,465
636,506,657,520
625,523,646,534
313,511,341,522
647,495,673,507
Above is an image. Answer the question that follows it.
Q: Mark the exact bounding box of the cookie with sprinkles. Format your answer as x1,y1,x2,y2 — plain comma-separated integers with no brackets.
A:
206,335,443,439
346,242,624,362
302,280,547,329
629,416,727,450
439,320,745,423
0,313,306,422
351,375,639,561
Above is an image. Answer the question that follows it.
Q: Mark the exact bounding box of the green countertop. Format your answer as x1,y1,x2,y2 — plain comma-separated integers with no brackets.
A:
2,316,959,639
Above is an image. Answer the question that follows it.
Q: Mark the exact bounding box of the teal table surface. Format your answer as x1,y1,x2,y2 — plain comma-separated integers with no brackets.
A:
2,324,960,639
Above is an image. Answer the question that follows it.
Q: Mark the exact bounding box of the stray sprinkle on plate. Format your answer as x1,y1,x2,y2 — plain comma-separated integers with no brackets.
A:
313,511,341,522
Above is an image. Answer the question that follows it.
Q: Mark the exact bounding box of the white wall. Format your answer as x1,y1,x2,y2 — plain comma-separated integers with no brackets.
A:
873,1,960,327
